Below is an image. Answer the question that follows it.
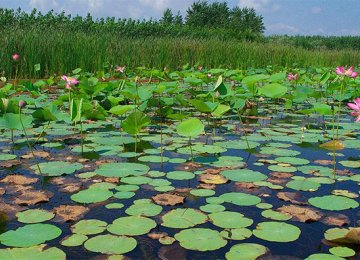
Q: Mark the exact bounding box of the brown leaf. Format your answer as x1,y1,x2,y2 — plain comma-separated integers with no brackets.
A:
277,192,308,205
202,167,228,175
270,172,293,179
148,232,168,240
0,202,25,218
104,177,119,183
335,169,353,176
152,193,185,206
314,160,335,166
50,177,83,193
174,162,202,172
320,140,345,151
321,213,350,227
277,205,323,223
5,185,34,195
267,178,288,185
14,190,53,206
21,151,50,159
158,243,186,260
198,173,228,185
0,188,4,195
0,175,38,185
0,160,21,168
53,205,89,222
197,183,216,189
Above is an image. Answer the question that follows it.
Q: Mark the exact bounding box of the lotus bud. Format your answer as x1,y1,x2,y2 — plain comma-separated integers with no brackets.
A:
18,100,26,108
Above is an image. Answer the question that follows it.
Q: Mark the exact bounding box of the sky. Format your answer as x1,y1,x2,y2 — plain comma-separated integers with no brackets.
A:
1,0,359,36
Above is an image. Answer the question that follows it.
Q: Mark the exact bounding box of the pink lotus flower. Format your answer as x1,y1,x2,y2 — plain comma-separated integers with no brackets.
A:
347,97,360,122
207,73,212,78
12,53,20,61
115,65,126,73
287,73,298,81
61,75,79,89
197,66,203,71
336,66,358,78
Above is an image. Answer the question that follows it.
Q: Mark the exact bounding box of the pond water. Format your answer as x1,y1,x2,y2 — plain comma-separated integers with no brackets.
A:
0,111,359,260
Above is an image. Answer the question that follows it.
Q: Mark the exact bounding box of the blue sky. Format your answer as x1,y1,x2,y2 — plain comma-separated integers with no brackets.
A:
1,0,359,36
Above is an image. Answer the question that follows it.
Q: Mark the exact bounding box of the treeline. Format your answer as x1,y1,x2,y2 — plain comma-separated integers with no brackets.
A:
0,1,264,40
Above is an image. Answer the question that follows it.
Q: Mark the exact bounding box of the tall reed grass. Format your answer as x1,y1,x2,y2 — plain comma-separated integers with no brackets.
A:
1,28,359,78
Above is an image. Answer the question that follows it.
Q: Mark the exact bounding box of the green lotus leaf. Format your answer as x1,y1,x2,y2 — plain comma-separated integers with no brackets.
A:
71,188,113,203
0,224,62,247
16,209,55,224
125,201,162,217
61,234,88,247
174,228,227,251
95,162,149,177
305,253,345,260
71,219,107,235
84,234,137,255
0,245,66,260
176,118,204,137
161,208,208,229
220,228,252,240
221,169,267,182
190,189,216,197
31,161,83,176
209,211,253,228
226,243,269,260
309,195,359,210
253,221,301,242
329,247,355,257
166,171,195,180
220,192,261,206
107,216,156,236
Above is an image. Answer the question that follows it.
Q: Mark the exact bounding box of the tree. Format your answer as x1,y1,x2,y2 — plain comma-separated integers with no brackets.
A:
160,8,174,25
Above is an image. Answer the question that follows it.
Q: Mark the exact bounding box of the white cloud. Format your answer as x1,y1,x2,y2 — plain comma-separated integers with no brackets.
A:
29,0,58,10
266,23,299,35
311,7,322,14
238,0,280,12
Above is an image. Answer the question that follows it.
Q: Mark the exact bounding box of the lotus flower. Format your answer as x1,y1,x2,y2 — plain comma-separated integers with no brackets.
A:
12,53,20,61
287,73,298,81
61,75,79,89
18,100,26,108
197,66,203,71
207,73,212,78
336,66,358,78
115,65,126,73
347,97,360,122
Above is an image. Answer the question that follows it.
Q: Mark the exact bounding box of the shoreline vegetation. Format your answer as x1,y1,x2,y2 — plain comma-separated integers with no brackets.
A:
1,6,360,78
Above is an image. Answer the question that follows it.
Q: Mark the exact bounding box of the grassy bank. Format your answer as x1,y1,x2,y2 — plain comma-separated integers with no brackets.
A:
1,29,359,78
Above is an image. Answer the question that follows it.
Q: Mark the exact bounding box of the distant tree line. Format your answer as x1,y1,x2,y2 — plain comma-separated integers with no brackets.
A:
0,1,265,40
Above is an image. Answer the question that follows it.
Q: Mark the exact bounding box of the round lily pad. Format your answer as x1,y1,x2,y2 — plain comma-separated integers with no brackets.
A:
0,154,16,160
221,169,267,182
166,171,195,180
0,246,66,259
31,161,83,176
275,156,310,165
121,176,151,185
220,192,261,206
220,228,252,240
225,243,269,260
174,228,227,251
0,224,62,247
305,253,345,260
95,162,149,177
61,234,88,247
161,208,208,228
71,219,107,235
71,188,113,203
209,211,253,228
113,191,135,199
190,189,215,197
108,216,156,236
16,209,55,224
115,185,139,192
329,247,355,257
138,155,169,163
253,221,301,242
106,203,124,209
206,197,225,204
309,195,359,210
125,202,162,217
84,234,137,255
200,204,225,213
261,209,291,221
286,179,321,191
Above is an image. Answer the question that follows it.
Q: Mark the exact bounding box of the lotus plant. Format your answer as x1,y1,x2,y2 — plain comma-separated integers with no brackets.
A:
115,65,126,73
287,73,298,81
61,75,79,107
347,97,360,122
335,66,358,78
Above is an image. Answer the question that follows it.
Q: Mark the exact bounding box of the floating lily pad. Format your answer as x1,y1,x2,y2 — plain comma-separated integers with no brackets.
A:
121,176,151,185
115,185,139,192
161,208,207,228
190,189,215,197
220,192,261,206
84,234,137,255
61,234,88,247
125,201,162,217
174,228,227,251
305,253,345,260
106,203,125,209
275,156,310,165
31,161,83,176
253,221,301,242
220,228,252,240
108,216,156,236
209,211,253,228
138,155,169,163
95,162,149,177
0,224,62,247
0,154,16,160
225,243,269,260
166,171,195,180
71,188,113,203
339,160,360,168
0,245,66,259
221,169,267,182
329,247,355,257
309,195,359,210
16,209,55,223
71,219,107,235
286,179,321,191
261,209,291,221
200,204,225,213
113,191,136,199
